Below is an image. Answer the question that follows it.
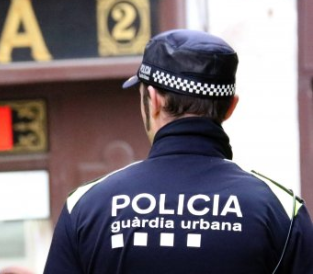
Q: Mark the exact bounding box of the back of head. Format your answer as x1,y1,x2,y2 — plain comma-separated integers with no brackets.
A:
123,29,239,123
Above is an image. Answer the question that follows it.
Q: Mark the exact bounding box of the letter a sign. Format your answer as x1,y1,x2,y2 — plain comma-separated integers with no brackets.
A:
0,0,52,63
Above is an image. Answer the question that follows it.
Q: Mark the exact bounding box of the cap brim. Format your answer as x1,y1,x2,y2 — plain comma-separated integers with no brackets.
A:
122,75,140,89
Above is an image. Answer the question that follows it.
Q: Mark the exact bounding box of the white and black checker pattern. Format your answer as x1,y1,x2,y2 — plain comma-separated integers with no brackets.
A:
152,70,235,96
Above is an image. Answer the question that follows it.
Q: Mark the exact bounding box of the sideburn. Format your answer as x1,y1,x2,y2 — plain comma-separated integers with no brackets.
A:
143,86,151,131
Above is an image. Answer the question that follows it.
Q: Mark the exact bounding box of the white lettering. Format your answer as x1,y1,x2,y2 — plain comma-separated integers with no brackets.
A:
165,219,174,229
221,222,232,231
132,217,140,228
181,220,191,229
111,217,242,234
181,219,242,232
177,194,184,215
199,219,210,229
112,195,130,217
212,195,219,216
220,195,243,217
233,223,242,232
121,219,130,229
159,194,175,214
111,193,243,218
111,217,175,233
140,64,151,75
187,194,210,216
111,221,120,233
141,219,149,227
132,193,156,215
211,221,220,230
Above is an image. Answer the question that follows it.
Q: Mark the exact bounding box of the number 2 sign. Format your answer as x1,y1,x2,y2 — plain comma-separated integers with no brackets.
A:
97,0,151,56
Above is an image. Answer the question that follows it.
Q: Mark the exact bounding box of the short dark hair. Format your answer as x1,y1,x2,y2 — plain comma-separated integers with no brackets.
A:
143,84,234,124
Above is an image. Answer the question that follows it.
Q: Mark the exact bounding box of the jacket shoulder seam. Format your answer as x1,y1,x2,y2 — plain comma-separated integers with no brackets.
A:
66,161,142,213
251,170,303,219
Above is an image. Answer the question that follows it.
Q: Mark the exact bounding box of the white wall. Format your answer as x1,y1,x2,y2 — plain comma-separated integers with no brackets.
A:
187,0,300,194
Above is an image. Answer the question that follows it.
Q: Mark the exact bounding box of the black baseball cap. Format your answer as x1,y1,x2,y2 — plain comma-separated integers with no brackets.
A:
123,29,238,97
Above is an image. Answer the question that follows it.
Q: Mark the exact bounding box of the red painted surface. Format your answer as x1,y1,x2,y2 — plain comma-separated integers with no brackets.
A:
0,106,13,151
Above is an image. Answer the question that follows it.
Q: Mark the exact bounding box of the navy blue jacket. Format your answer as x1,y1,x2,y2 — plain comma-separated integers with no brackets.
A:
44,117,313,274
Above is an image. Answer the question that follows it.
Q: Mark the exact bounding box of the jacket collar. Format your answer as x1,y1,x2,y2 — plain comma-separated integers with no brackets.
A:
148,117,233,160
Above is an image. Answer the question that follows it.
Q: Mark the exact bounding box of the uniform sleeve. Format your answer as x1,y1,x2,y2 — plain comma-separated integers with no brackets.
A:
280,204,313,274
44,205,84,274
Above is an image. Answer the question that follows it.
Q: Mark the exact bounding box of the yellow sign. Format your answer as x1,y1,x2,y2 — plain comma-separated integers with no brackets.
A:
0,0,52,63
0,100,47,153
97,0,151,56
0,0,152,62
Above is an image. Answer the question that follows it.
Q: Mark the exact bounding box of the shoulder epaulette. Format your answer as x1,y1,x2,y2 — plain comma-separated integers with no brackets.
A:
66,161,142,214
67,176,104,214
251,170,303,219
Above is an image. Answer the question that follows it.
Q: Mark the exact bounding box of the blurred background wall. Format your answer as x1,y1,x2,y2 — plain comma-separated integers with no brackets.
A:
188,0,300,193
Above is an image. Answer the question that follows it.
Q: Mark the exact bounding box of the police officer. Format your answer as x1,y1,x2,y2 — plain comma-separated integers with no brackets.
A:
44,29,313,274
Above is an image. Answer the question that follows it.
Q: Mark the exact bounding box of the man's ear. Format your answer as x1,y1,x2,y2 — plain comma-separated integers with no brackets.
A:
224,95,239,121
147,85,164,118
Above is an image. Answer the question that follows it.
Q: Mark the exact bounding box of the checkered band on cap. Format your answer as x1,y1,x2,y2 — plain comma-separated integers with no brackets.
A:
151,70,236,97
